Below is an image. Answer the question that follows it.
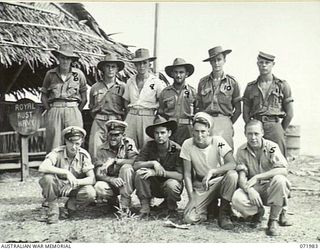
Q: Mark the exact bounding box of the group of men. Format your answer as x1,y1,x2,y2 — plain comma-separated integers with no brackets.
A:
38,43,294,237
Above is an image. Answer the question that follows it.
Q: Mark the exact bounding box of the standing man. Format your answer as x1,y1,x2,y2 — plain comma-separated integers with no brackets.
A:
180,112,238,230
89,52,126,158
232,120,291,236
158,58,197,146
197,46,241,149
242,51,294,157
41,43,87,153
94,120,138,212
133,116,183,218
123,48,167,150
39,126,96,224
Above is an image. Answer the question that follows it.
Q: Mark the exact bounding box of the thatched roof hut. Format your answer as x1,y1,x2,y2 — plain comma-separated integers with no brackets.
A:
0,2,136,99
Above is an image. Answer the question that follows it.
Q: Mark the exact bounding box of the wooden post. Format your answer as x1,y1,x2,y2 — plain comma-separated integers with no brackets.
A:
153,3,159,74
20,135,29,181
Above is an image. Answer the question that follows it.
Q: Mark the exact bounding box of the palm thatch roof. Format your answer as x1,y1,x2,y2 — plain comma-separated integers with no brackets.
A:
0,2,136,99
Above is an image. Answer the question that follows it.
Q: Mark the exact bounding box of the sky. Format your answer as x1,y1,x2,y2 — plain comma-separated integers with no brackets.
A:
85,2,320,156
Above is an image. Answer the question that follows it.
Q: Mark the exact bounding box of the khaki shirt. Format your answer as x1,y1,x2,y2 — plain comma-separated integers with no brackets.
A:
243,75,293,118
158,83,196,120
41,67,87,103
89,80,126,117
94,137,138,177
197,73,241,116
44,146,94,179
123,74,167,109
236,138,288,179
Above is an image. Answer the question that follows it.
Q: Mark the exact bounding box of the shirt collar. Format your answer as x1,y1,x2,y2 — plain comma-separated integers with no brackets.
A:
254,74,280,85
242,138,268,155
208,72,226,81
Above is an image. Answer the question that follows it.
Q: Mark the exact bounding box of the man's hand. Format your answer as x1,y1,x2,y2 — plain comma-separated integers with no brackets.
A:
110,177,125,188
202,169,219,191
247,188,263,207
246,176,259,188
139,168,156,180
60,184,73,197
66,171,78,188
153,161,165,177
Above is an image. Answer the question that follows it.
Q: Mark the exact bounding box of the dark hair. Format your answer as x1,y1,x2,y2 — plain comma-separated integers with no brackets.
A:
193,117,210,128
244,119,264,133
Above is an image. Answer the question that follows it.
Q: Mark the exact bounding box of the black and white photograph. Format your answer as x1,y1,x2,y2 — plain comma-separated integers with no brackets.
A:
0,1,319,247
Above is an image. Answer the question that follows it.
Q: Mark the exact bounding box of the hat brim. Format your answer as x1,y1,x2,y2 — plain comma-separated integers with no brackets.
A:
97,60,125,71
131,56,157,63
165,64,194,78
203,49,232,62
146,120,177,139
52,50,79,61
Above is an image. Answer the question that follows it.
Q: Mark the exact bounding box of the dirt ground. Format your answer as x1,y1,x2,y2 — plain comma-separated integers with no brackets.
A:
0,155,319,243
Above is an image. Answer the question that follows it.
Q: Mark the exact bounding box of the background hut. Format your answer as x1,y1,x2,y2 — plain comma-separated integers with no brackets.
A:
0,2,136,168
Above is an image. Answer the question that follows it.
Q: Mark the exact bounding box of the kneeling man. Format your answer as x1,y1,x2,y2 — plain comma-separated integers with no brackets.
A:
232,119,291,236
134,116,183,218
180,112,238,229
39,126,96,224
94,120,138,212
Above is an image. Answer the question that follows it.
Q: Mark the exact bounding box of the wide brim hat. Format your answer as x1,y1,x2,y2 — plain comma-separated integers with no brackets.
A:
165,58,194,78
52,43,79,61
146,116,177,139
97,52,125,71
130,48,156,62
203,46,232,62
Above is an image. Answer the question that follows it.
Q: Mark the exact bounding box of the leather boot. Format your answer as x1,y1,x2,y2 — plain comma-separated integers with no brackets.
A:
139,199,150,219
218,199,234,230
47,201,59,224
279,209,293,226
266,219,280,236
207,199,219,219
250,206,265,228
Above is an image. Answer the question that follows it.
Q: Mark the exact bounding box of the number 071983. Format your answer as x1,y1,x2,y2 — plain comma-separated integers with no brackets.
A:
300,244,318,248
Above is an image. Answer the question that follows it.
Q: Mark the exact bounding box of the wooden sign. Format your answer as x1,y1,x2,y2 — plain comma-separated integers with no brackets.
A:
8,98,41,136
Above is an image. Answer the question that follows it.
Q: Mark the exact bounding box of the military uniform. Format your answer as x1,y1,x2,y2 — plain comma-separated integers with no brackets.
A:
41,66,87,153
135,140,183,211
158,84,196,145
89,80,125,158
94,136,138,208
232,138,291,221
123,74,166,149
197,73,241,149
243,76,293,157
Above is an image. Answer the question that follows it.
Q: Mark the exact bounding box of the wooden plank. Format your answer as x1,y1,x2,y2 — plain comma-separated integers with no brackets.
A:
0,161,42,170
20,136,29,181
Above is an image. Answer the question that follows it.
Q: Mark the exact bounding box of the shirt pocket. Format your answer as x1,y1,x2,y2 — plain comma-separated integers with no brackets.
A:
47,84,62,98
217,91,232,104
66,82,80,97
163,96,176,110
110,91,124,111
269,89,284,108
200,88,212,106
93,89,105,103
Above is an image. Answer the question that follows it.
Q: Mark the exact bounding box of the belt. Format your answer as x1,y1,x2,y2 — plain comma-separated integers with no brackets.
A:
95,114,121,121
128,109,156,116
50,101,78,108
253,115,280,123
171,118,192,125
